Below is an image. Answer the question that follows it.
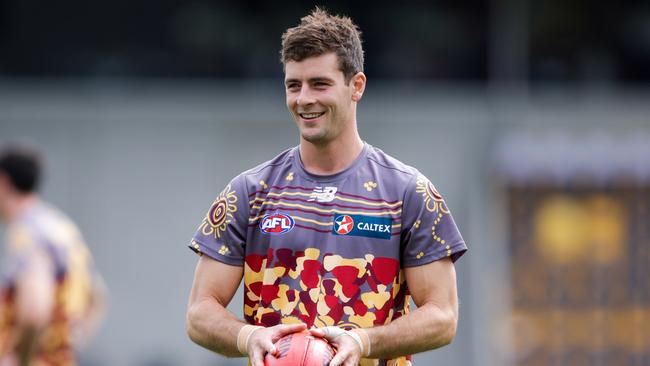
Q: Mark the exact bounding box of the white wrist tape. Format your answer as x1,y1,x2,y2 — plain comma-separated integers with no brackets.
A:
346,331,364,354
319,326,367,357
353,328,371,357
236,324,263,356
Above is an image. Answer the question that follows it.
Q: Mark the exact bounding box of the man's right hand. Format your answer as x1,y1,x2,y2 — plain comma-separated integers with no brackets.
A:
246,323,307,366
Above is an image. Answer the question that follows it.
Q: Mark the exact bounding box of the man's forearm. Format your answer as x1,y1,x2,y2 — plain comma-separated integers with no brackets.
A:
364,302,457,359
186,297,247,357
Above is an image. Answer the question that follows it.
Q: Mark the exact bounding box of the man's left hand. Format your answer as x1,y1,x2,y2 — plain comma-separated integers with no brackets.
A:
309,327,366,366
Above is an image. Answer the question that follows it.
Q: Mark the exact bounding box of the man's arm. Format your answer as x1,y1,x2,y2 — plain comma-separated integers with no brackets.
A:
186,255,307,365
364,257,459,359
311,257,458,365
186,255,246,357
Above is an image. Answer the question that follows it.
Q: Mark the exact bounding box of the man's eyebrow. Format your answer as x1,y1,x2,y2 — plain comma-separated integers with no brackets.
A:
309,77,334,84
284,77,335,85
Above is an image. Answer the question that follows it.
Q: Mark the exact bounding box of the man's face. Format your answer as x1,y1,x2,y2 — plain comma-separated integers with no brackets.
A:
284,53,357,145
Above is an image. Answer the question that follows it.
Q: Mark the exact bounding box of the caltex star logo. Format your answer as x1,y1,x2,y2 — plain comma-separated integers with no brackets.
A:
335,215,354,235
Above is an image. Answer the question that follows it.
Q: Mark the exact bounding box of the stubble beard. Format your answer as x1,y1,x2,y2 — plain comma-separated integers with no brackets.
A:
301,132,332,148
297,115,332,146
296,110,347,147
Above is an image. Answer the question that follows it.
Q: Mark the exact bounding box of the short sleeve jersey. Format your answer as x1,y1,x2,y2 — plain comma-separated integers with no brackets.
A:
0,202,95,365
190,143,467,365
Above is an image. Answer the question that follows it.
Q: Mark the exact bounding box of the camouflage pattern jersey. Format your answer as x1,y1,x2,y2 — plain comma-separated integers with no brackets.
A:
190,143,467,366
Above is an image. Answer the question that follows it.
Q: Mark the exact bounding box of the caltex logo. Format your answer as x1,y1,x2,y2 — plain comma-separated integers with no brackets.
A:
260,213,295,234
332,214,393,240
334,215,354,235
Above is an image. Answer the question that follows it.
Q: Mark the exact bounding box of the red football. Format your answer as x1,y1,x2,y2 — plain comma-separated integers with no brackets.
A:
264,331,336,366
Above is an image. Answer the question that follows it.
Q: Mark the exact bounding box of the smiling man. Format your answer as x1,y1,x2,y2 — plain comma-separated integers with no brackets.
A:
186,7,467,366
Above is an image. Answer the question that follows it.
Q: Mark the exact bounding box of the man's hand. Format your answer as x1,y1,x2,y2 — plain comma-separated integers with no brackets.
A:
244,323,307,366
310,326,368,366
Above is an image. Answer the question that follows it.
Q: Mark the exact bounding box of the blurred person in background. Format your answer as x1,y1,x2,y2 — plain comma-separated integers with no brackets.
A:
186,7,467,366
0,145,106,366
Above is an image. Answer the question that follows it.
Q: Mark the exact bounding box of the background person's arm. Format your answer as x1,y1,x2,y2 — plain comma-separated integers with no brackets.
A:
14,250,55,366
73,272,108,349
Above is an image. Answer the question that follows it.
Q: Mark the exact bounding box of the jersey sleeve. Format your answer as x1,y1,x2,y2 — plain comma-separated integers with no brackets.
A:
188,174,250,266
400,174,467,267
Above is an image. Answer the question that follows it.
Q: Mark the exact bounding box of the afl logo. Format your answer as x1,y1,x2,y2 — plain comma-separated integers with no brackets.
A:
334,215,354,235
260,213,295,234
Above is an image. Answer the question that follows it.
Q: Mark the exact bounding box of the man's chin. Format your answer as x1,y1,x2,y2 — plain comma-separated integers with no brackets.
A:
301,132,331,146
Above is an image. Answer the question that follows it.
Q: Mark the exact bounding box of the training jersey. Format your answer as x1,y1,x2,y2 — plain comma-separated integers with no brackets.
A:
190,143,467,366
0,202,96,366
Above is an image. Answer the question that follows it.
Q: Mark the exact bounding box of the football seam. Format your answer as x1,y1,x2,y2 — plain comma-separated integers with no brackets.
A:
299,336,311,366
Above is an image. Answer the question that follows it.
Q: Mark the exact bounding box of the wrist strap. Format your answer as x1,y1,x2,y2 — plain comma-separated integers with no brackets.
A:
319,326,371,358
350,328,371,357
236,324,263,356
346,331,364,355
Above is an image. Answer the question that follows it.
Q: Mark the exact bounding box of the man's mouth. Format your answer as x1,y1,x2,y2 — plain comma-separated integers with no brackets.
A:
299,112,325,120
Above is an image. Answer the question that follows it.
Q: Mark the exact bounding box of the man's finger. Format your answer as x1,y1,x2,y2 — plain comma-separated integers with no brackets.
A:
275,322,307,337
328,351,347,366
264,339,278,357
250,339,272,366
311,326,345,341
249,350,263,366
309,328,325,338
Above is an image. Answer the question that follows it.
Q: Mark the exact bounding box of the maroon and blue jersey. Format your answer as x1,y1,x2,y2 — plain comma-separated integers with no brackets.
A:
190,143,467,366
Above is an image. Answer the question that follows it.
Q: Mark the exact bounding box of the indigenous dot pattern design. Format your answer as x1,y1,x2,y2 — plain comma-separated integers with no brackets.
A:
416,175,454,258
198,184,238,240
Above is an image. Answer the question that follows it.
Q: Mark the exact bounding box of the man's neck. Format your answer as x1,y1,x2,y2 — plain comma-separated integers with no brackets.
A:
3,193,38,222
299,133,364,176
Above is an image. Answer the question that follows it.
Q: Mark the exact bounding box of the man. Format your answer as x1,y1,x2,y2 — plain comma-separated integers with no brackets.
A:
186,7,467,366
0,146,106,366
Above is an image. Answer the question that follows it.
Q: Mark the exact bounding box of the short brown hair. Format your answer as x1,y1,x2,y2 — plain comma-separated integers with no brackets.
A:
281,7,364,83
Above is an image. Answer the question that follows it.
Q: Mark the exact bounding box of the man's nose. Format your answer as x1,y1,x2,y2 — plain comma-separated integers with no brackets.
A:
296,86,316,106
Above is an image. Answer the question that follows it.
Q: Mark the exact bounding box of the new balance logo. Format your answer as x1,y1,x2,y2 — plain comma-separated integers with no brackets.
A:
308,186,337,203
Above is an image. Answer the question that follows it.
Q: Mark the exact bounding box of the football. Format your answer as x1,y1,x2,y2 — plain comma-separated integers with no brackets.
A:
264,331,336,366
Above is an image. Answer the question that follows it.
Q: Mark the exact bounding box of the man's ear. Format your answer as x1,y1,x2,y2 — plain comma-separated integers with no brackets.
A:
351,72,366,102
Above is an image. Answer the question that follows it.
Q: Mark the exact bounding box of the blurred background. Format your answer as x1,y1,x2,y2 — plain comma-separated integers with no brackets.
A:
1,0,649,365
